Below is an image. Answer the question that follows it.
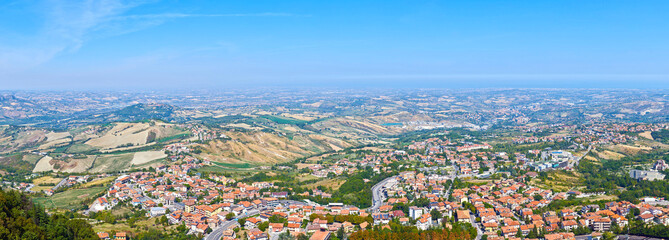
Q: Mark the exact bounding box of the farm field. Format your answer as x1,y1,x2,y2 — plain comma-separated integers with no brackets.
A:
34,186,107,210
89,153,134,173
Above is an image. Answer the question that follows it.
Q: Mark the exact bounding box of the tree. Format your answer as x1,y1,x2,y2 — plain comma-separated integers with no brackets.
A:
226,213,235,220
430,209,442,221
533,194,543,201
337,227,345,239
278,230,293,240
258,222,270,231
296,233,310,240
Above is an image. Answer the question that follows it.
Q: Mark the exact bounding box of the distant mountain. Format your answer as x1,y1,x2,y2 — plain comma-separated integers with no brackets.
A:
0,94,54,120
105,103,183,122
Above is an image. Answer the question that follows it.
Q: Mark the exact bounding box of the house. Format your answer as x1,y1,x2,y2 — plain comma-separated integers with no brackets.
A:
561,220,577,231
222,229,236,239
245,217,261,229
271,192,289,198
90,197,111,212
97,232,110,240
268,223,284,233
457,210,471,223
417,217,431,230
342,221,354,232
114,232,127,240
310,230,331,240
638,213,654,224
248,228,269,240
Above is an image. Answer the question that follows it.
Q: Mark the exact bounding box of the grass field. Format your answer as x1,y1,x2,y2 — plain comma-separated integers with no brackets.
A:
196,165,256,174
93,217,177,234
34,186,107,210
530,170,583,192
31,176,63,192
212,161,254,169
304,178,346,191
261,115,309,125
22,154,43,164
89,153,134,173
80,176,116,188
66,143,98,154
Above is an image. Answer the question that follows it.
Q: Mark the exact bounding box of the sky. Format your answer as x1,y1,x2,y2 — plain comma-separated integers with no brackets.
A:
0,0,668,90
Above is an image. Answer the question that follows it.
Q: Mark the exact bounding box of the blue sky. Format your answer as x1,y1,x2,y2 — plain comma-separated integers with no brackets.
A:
1,0,668,90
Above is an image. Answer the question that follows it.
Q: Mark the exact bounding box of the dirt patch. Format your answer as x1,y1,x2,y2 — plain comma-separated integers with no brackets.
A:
33,176,63,185
607,144,650,155
33,156,54,172
305,178,346,191
296,163,316,169
131,151,167,165
639,131,654,140
595,150,625,160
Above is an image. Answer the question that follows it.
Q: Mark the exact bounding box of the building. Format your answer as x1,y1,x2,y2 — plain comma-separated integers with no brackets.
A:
409,206,424,220
591,218,611,232
457,210,471,223
629,169,665,181
310,230,331,240
150,207,166,217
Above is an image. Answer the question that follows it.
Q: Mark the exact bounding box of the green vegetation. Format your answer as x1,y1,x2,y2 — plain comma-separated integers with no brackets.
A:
261,115,309,125
651,129,669,143
349,222,475,240
33,186,107,210
213,161,254,169
156,133,190,143
0,153,35,182
303,169,397,208
0,189,98,240
577,150,669,202
89,153,134,173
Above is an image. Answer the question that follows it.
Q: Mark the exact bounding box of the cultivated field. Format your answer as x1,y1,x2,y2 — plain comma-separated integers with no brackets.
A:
89,153,134,173
131,151,167,165
33,186,107,210
33,156,54,172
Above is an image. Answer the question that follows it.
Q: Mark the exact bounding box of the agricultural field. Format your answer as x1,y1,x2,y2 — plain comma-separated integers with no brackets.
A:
89,153,134,173
31,176,63,192
530,170,584,192
80,176,116,188
34,186,107,210
304,178,346,191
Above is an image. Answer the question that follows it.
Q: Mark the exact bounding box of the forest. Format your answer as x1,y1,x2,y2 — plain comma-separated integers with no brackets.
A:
0,189,97,240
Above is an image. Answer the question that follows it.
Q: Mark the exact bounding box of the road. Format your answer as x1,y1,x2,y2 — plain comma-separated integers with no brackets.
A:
369,176,397,212
204,220,240,240
571,145,592,168
469,214,483,240
52,178,68,190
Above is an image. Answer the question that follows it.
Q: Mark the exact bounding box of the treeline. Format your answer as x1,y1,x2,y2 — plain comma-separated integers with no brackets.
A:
349,222,475,240
0,188,97,240
651,129,669,143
